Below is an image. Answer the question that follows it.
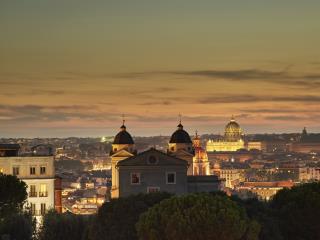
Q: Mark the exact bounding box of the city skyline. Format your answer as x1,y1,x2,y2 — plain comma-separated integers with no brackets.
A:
1,1,320,137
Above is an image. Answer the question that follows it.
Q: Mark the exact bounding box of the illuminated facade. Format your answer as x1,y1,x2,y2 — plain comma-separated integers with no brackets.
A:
192,132,210,175
206,117,245,152
0,150,55,217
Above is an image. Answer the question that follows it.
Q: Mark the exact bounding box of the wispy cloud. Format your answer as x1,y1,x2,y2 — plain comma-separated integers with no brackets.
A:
198,94,320,104
118,68,320,89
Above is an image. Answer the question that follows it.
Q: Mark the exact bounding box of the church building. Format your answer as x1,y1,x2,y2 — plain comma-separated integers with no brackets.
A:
110,119,222,198
206,116,245,152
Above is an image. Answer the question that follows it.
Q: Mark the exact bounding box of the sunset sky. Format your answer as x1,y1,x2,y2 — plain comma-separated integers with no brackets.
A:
1,1,320,137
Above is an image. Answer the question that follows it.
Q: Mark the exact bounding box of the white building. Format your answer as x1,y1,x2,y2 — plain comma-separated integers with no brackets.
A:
0,148,55,217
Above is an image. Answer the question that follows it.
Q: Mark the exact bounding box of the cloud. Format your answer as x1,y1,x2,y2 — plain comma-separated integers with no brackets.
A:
198,94,320,104
264,115,306,121
0,104,105,123
118,68,320,89
242,108,316,114
170,69,288,80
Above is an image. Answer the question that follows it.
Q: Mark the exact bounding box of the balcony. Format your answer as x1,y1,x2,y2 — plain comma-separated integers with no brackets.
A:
29,192,37,197
39,191,48,197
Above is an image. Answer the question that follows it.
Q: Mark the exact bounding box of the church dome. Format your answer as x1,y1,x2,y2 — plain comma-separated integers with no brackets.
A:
169,123,192,143
224,116,242,142
113,124,134,144
225,119,240,132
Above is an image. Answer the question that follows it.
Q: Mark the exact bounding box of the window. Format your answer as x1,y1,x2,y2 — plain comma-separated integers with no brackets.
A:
40,203,46,215
171,147,174,151
12,167,19,176
147,187,160,193
30,203,36,215
166,172,176,184
39,184,48,197
131,173,141,185
40,166,46,175
30,167,36,175
29,185,37,197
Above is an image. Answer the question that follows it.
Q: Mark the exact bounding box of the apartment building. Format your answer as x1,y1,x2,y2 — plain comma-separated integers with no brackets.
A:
0,144,55,217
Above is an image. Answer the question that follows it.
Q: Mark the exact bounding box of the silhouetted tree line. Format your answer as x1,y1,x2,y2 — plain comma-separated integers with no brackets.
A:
2,172,320,240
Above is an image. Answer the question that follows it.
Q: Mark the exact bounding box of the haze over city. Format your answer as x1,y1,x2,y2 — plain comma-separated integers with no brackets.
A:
1,0,320,137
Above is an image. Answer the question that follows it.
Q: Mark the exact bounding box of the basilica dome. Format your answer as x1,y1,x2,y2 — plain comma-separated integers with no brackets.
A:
224,117,243,142
169,123,192,143
225,119,241,132
113,124,134,144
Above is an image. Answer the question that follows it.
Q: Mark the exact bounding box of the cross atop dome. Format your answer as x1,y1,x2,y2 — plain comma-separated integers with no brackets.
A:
177,113,183,130
120,114,126,131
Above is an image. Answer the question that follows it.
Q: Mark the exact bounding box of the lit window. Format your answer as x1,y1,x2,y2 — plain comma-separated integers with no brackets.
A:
166,172,176,184
39,184,48,197
12,167,19,176
40,166,46,175
147,187,160,193
30,167,36,175
131,173,141,185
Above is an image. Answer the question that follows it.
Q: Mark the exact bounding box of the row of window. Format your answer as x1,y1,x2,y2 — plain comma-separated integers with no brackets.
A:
29,184,48,198
30,203,47,216
12,166,46,176
130,172,176,185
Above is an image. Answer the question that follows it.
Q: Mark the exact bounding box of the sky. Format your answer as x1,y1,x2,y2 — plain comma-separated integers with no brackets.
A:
1,0,320,137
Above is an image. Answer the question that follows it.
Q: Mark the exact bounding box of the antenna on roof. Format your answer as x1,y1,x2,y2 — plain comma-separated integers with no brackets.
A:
179,113,182,124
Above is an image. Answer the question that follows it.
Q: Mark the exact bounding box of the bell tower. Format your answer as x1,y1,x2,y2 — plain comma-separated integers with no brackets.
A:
111,117,135,198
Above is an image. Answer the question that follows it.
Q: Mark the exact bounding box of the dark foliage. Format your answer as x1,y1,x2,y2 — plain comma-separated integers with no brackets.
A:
87,192,173,240
270,182,320,240
0,212,35,240
136,193,260,240
232,196,283,240
38,210,91,240
0,173,27,218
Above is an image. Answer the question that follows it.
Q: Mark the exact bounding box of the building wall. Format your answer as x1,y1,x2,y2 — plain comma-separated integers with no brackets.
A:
25,178,55,215
118,165,187,197
206,140,245,152
0,156,54,178
247,141,266,151
288,143,320,153
220,169,242,188
187,176,221,193
207,152,256,163
0,156,55,216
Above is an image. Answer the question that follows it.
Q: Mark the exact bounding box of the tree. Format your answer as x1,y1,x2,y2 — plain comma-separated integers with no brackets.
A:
232,196,283,240
0,212,35,240
0,174,34,240
88,192,173,240
0,174,27,218
271,182,320,240
136,193,260,240
38,210,91,240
